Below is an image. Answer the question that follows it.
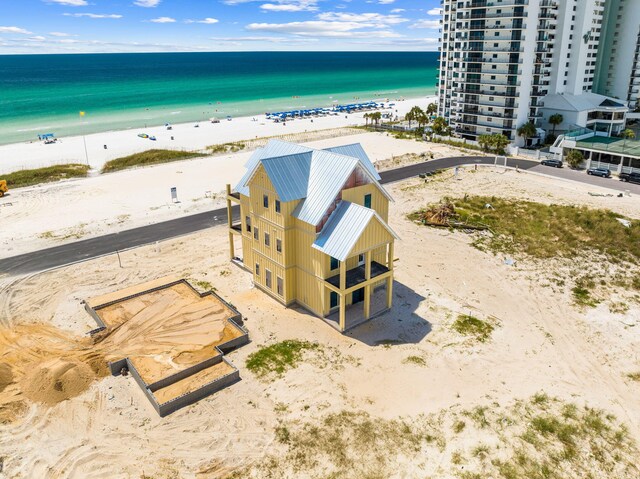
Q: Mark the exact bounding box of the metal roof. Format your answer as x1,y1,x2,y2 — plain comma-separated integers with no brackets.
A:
323,143,381,180
261,152,312,202
312,201,398,261
233,139,392,226
292,150,359,225
234,140,312,196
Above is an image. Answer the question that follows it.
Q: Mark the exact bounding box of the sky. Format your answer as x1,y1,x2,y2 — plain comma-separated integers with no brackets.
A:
0,0,442,54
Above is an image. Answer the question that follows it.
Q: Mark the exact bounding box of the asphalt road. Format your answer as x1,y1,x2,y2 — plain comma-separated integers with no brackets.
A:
1,155,636,276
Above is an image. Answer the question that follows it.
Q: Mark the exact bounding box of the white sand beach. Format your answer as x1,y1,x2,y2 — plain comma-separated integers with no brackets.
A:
0,130,463,259
0,96,435,173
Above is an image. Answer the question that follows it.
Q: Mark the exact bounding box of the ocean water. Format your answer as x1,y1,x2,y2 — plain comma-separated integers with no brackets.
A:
0,52,438,145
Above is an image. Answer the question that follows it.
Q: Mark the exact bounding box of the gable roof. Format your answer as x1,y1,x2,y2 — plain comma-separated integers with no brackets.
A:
323,143,381,181
312,201,398,261
542,92,628,112
234,139,391,226
235,140,312,197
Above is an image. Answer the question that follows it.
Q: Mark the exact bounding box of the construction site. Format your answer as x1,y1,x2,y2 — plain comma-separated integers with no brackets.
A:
1,134,640,478
85,277,248,416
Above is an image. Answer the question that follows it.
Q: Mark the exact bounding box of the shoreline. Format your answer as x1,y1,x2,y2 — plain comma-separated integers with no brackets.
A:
0,95,437,173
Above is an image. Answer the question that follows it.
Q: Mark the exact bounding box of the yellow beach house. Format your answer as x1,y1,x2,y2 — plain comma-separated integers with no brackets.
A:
226,140,397,332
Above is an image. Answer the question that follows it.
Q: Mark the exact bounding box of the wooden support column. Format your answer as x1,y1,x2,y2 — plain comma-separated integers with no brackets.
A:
339,260,346,331
386,242,394,309
364,250,372,320
226,185,235,260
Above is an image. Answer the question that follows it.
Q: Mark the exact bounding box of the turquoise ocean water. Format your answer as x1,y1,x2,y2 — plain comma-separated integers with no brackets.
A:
0,52,438,145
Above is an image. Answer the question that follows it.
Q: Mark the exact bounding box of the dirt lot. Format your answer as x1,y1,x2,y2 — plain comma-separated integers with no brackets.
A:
0,167,639,478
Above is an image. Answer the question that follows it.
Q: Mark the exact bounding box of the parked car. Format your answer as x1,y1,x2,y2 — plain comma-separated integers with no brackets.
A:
620,172,640,184
541,159,563,168
587,167,611,178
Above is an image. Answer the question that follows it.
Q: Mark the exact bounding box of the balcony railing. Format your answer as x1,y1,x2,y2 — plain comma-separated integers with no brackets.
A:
325,261,390,290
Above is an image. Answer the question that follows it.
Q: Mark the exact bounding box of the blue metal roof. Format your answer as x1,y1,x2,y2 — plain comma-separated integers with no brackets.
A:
233,139,391,227
261,152,312,202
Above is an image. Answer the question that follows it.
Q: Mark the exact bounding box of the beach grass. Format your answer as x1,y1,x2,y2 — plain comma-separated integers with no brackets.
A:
1,164,90,188
246,340,320,378
101,149,202,173
411,196,640,263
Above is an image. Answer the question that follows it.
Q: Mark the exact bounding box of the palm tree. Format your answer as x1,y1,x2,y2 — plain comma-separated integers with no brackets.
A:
517,122,537,147
548,113,563,136
565,149,584,169
426,103,438,118
371,111,382,126
431,116,450,136
363,112,370,127
621,128,636,170
491,134,510,155
478,134,492,152
406,106,424,128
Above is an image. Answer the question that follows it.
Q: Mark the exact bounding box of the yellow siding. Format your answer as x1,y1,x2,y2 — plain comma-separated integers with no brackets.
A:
233,151,394,321
349,217,394,258
295,268,324,316
341,183,389,222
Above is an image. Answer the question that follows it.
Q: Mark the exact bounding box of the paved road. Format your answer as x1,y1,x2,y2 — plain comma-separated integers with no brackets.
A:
1,155,636,276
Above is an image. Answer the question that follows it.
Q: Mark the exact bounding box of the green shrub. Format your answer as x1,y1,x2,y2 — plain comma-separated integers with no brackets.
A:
101,149,201,173
2,164,90,188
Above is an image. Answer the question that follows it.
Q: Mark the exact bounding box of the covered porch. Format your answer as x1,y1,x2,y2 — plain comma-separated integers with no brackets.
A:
323,246,394,333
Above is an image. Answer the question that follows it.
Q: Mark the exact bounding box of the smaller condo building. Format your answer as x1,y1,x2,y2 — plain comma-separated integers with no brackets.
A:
226,140,397,332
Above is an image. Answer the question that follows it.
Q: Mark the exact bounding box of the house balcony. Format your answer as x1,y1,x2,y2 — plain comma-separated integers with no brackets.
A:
325,261,390,291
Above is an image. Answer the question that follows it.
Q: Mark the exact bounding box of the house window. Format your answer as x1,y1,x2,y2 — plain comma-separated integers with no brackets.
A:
265,270,272,289
358,253,365,265
245,216,251,232
330,291,338,308
265,232,270,247
330,256,339,270
263,194,269,208
364,194,372,208
276,238,282,253
254,227,259,241
277,277,283,296
255,263,260,276
275,199,281,213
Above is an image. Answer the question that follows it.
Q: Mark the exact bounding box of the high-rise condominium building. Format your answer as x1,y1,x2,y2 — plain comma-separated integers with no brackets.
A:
437,0,625,143
594,0,640,110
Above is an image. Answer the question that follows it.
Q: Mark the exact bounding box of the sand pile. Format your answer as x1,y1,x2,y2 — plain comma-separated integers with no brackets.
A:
0,323,108,422
22,358,97,406
0,363,12,393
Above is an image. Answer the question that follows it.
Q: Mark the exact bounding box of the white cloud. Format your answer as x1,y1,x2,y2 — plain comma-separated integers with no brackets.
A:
210,36,318,43
49,32,74,36
260,2,318,12
317,12,408,26
427,8,442,15
28,36,47,41
224,0,319,8
410,19,439,29
63,13,123,18
133,0,161,7
185,18,219,24
378,0,395,4
0,26,32,34
390,8,405,13
46,0,89,5
246,21,401,38
150,17,176,23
